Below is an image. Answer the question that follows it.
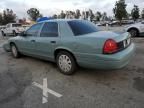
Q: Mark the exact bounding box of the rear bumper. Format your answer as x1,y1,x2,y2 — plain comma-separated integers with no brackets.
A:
77,43,135,69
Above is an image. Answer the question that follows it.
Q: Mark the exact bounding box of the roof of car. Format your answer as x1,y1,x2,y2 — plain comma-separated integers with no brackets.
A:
37,19,82,23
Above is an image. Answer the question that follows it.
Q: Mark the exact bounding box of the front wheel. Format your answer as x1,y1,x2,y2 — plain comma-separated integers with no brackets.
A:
11,44,20,58
56,51,77,75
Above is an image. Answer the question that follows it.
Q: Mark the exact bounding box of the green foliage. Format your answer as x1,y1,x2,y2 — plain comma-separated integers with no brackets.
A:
52,14,58,19
131,5,140,21
75,9,81,19
0,13,3,25
60,11,66,19
27,8,42,21
142,8,144,19
89,9,95,21
0,9,16,25
113,0,127,25
96,11,102,21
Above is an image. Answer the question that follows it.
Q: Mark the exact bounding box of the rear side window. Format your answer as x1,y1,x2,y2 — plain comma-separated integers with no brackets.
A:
40,22,58,37
68,20,99,36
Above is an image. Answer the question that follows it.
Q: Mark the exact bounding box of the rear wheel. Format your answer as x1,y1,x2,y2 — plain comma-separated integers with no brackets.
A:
128,29,139,37
56,51,77,75
11,44,20,58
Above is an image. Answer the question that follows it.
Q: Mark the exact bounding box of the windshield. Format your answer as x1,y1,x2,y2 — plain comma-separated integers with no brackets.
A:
12,24,22,27
68,20,99,36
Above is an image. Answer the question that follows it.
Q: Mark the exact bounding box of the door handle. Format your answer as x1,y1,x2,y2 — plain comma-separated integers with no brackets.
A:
31,40,36,42
50,41,56,44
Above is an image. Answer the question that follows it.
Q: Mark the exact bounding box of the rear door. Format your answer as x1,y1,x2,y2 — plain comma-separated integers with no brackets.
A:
35,22,59,60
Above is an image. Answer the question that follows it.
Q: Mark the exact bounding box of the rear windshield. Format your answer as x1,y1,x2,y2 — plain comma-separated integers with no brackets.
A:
68,20,99,36
12,24,22,27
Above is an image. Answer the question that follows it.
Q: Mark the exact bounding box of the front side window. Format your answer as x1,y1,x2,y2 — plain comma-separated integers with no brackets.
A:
40,22,58,37
26,23,43,36
68,20,99,36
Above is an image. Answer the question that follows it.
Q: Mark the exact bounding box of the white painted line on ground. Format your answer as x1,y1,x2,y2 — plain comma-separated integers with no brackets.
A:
32,78,62,104
42,78,48,104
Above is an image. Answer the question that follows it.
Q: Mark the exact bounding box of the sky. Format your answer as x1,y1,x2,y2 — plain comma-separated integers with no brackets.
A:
0,0,144,18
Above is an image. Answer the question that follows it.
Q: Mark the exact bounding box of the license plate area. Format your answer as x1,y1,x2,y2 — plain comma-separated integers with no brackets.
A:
123,38,131,48
117,38,131,51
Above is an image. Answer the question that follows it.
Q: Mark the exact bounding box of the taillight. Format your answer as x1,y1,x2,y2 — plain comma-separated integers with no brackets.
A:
103,39,118,54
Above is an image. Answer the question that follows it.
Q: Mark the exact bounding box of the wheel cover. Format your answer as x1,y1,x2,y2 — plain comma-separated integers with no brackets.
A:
11,46,17,57
58,55,72,72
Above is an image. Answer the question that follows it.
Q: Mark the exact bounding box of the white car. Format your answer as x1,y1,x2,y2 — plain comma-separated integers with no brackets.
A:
124,21,144,37
22,25,31,31
1,23,24,36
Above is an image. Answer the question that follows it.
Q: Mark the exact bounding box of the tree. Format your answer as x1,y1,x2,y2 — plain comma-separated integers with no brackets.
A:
75,9,81,19
141,8,144,19
27,8,42,21
102,12,108,21
60,11,65,19
0,13,3,25
113,0,127,25
131,5,140,22
2,9,16,25
96,11,102,21
88,9,95,21
52,14,58,19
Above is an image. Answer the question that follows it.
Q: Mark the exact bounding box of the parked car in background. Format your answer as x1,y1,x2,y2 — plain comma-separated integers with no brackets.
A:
124,21,144,37
3,19,135,75
1,23,24,36
109,20,134,27
109,21,120,26
0,25,6,30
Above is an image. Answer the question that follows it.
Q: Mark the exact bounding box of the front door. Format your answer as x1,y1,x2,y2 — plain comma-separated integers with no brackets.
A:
16,23,43,55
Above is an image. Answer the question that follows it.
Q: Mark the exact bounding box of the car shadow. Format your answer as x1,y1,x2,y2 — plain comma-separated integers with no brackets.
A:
8,53,129,84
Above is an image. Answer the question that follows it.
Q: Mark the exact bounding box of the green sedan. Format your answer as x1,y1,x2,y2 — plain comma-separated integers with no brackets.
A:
3,19,135,75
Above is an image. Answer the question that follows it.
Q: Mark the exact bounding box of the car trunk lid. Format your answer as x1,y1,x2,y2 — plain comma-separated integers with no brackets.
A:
79,31,131,54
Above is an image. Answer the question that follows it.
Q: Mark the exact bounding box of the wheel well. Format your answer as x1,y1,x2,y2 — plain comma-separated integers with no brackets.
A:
127,27,139,33
13,30,16,33
54,49,77,62
10,42,15,46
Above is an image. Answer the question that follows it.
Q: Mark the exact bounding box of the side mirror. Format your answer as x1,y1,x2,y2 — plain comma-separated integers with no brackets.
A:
19,32,27,37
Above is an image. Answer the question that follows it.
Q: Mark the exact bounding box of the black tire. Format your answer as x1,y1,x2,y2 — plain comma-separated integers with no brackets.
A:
1,31,6,37
13,31,17,36
56,51,77,75
128,28,139,37
10,44,20,58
